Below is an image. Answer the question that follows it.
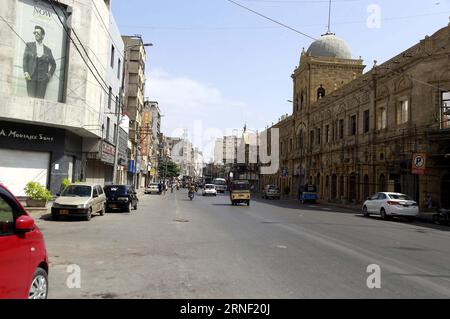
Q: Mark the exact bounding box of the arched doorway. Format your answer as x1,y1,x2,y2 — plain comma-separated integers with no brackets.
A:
349,173,357,202
363,175,370,200
339,175,344,199
379,174,387,192
331,174,337,199
441,174,450,208
325,175,330,200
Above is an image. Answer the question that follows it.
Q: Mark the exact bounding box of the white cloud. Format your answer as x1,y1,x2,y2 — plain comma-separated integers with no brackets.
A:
146,69,249,161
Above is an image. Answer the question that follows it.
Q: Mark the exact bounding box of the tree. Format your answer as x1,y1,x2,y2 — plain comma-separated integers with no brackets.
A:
158,159,181,179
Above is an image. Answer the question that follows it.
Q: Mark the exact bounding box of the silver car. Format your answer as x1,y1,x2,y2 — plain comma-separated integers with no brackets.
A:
51,183,107,221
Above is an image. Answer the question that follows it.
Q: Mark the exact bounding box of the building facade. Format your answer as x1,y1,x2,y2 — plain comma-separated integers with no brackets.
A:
267,25,450,207
0,0,123,195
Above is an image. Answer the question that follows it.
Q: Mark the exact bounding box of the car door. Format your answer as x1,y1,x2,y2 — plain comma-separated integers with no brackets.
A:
98,186,106,209
92,186,100,213
375,193,388,214
0,190,31,298
365,193,378,213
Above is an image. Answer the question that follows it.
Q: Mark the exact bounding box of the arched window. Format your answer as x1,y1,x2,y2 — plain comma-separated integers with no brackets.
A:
317,85,326,99
379,174,387,192
297,129,304,149
300,91,304,110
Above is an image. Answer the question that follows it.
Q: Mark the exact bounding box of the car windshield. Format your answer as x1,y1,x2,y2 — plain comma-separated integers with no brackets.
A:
388,194,413,201
61,185,92,197
232,183,250,190
205,185,214,189
104,186,128,196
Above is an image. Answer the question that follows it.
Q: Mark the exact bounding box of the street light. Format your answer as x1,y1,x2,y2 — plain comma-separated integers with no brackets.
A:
112,42,153,185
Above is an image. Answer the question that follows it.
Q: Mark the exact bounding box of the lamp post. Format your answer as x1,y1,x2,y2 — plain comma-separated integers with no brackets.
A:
113,41,153,185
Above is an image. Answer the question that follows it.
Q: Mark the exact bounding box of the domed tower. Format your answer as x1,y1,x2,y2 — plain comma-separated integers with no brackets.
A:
292,32,366,115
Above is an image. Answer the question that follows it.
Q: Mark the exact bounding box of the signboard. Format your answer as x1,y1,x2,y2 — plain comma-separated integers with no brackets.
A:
101,142,115,165
412,153,427,175
13,0,68,102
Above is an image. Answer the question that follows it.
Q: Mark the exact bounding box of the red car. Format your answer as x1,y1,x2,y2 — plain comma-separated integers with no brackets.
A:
0,183,49,299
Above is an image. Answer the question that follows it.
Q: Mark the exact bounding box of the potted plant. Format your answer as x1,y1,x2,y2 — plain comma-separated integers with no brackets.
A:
24,182,52,207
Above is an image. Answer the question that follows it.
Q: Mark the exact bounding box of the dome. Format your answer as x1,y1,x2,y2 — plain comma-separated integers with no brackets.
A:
306,33,352,59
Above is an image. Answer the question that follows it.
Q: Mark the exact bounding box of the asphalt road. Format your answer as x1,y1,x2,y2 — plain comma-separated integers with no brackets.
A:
36,189,450,299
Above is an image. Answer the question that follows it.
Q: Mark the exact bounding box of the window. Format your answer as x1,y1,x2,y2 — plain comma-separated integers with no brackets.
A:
339,119,344,139
297,130,304,149
290,138,293,151
397,100,409,124
310,130,314,146
110,45,115,68
114,123,117,143
98,186,104,195
363,110,370,133
108,87,112,109
441,91,450,129
118,58,121,79
300,92,304,110
0,196,15,235
106,117,110,141
325,125,330,143
280,142,283,155
377,108,387,130
317,85,325,99
93,187,99,197
317,128,321,145
350,115,357,136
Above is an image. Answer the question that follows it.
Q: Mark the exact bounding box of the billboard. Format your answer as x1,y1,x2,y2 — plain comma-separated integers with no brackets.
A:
13,0,68,102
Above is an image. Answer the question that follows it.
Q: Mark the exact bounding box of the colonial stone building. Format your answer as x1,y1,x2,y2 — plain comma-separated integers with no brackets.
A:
264,25,450,208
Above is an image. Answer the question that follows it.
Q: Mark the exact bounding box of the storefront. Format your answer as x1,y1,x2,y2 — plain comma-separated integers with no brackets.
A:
0,121,82,196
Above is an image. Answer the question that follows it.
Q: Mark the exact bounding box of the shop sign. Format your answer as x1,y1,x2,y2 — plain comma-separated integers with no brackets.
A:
101,142,115,165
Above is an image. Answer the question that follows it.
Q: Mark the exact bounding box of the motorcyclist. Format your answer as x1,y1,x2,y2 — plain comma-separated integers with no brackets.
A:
188,184,196,199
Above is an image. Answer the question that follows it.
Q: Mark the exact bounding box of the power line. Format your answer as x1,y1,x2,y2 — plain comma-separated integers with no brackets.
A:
226,0,318,41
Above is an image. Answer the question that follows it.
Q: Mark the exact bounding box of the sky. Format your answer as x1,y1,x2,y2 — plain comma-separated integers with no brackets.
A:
112,0,450,161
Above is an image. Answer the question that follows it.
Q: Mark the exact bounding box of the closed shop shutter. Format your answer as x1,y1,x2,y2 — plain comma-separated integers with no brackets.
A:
0,149,50,196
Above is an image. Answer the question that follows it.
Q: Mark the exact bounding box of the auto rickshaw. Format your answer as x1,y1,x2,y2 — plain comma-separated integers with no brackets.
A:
230,180,251,206
299,184,319,204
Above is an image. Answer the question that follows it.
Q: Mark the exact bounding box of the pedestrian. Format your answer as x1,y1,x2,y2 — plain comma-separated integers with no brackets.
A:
425,193,433,209
158,181,162,195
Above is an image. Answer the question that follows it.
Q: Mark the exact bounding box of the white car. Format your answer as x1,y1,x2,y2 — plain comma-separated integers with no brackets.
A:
145,183,160,194
362,192,419,221
202,184,217,196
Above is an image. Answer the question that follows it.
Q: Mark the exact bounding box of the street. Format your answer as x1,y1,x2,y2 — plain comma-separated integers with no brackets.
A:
35,190,450,299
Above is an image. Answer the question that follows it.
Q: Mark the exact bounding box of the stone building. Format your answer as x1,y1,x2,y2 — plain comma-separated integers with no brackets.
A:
280,25,450,207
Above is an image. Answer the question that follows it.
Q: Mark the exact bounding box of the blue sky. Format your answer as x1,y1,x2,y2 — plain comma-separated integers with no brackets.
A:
112,0,450,161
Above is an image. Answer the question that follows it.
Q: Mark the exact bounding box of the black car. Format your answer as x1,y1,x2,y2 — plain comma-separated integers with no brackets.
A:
103,185,138,212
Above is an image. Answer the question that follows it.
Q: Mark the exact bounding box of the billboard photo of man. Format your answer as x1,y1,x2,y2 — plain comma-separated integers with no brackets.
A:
13,0,67,102
23,25,56,99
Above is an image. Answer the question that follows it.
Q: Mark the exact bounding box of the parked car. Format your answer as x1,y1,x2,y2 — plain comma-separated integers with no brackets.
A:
103,185,138,212
263,184,280,200
145,183,160,194
362,192,419,221
0,183,49,299
51,183,106,221
202,184,217,196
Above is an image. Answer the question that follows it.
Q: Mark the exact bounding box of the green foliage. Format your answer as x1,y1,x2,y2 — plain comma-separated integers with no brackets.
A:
61,178,71,191
158,160,181,178
24,182,52,201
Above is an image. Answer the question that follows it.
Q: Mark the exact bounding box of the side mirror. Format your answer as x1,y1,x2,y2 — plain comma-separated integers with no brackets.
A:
15,215,35,233
93,193,98,198
367,197,371,200
56,193,60,197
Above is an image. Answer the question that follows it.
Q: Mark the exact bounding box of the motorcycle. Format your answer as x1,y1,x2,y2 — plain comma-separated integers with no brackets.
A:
432,208,450,225
188,191,195,201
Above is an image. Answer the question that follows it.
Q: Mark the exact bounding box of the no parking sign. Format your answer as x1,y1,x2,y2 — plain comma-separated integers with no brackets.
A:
412,153,427,175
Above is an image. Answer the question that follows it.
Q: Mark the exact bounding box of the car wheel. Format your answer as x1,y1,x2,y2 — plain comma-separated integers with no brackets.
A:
125,202,131,213
247,201,250,206
362,206,370,217
406,216,415,222
133,202,138,210
380,208,388,220
85,208,92,221
28,267,48,299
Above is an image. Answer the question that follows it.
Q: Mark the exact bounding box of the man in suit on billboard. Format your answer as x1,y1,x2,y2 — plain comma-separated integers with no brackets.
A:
23,25,56,99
